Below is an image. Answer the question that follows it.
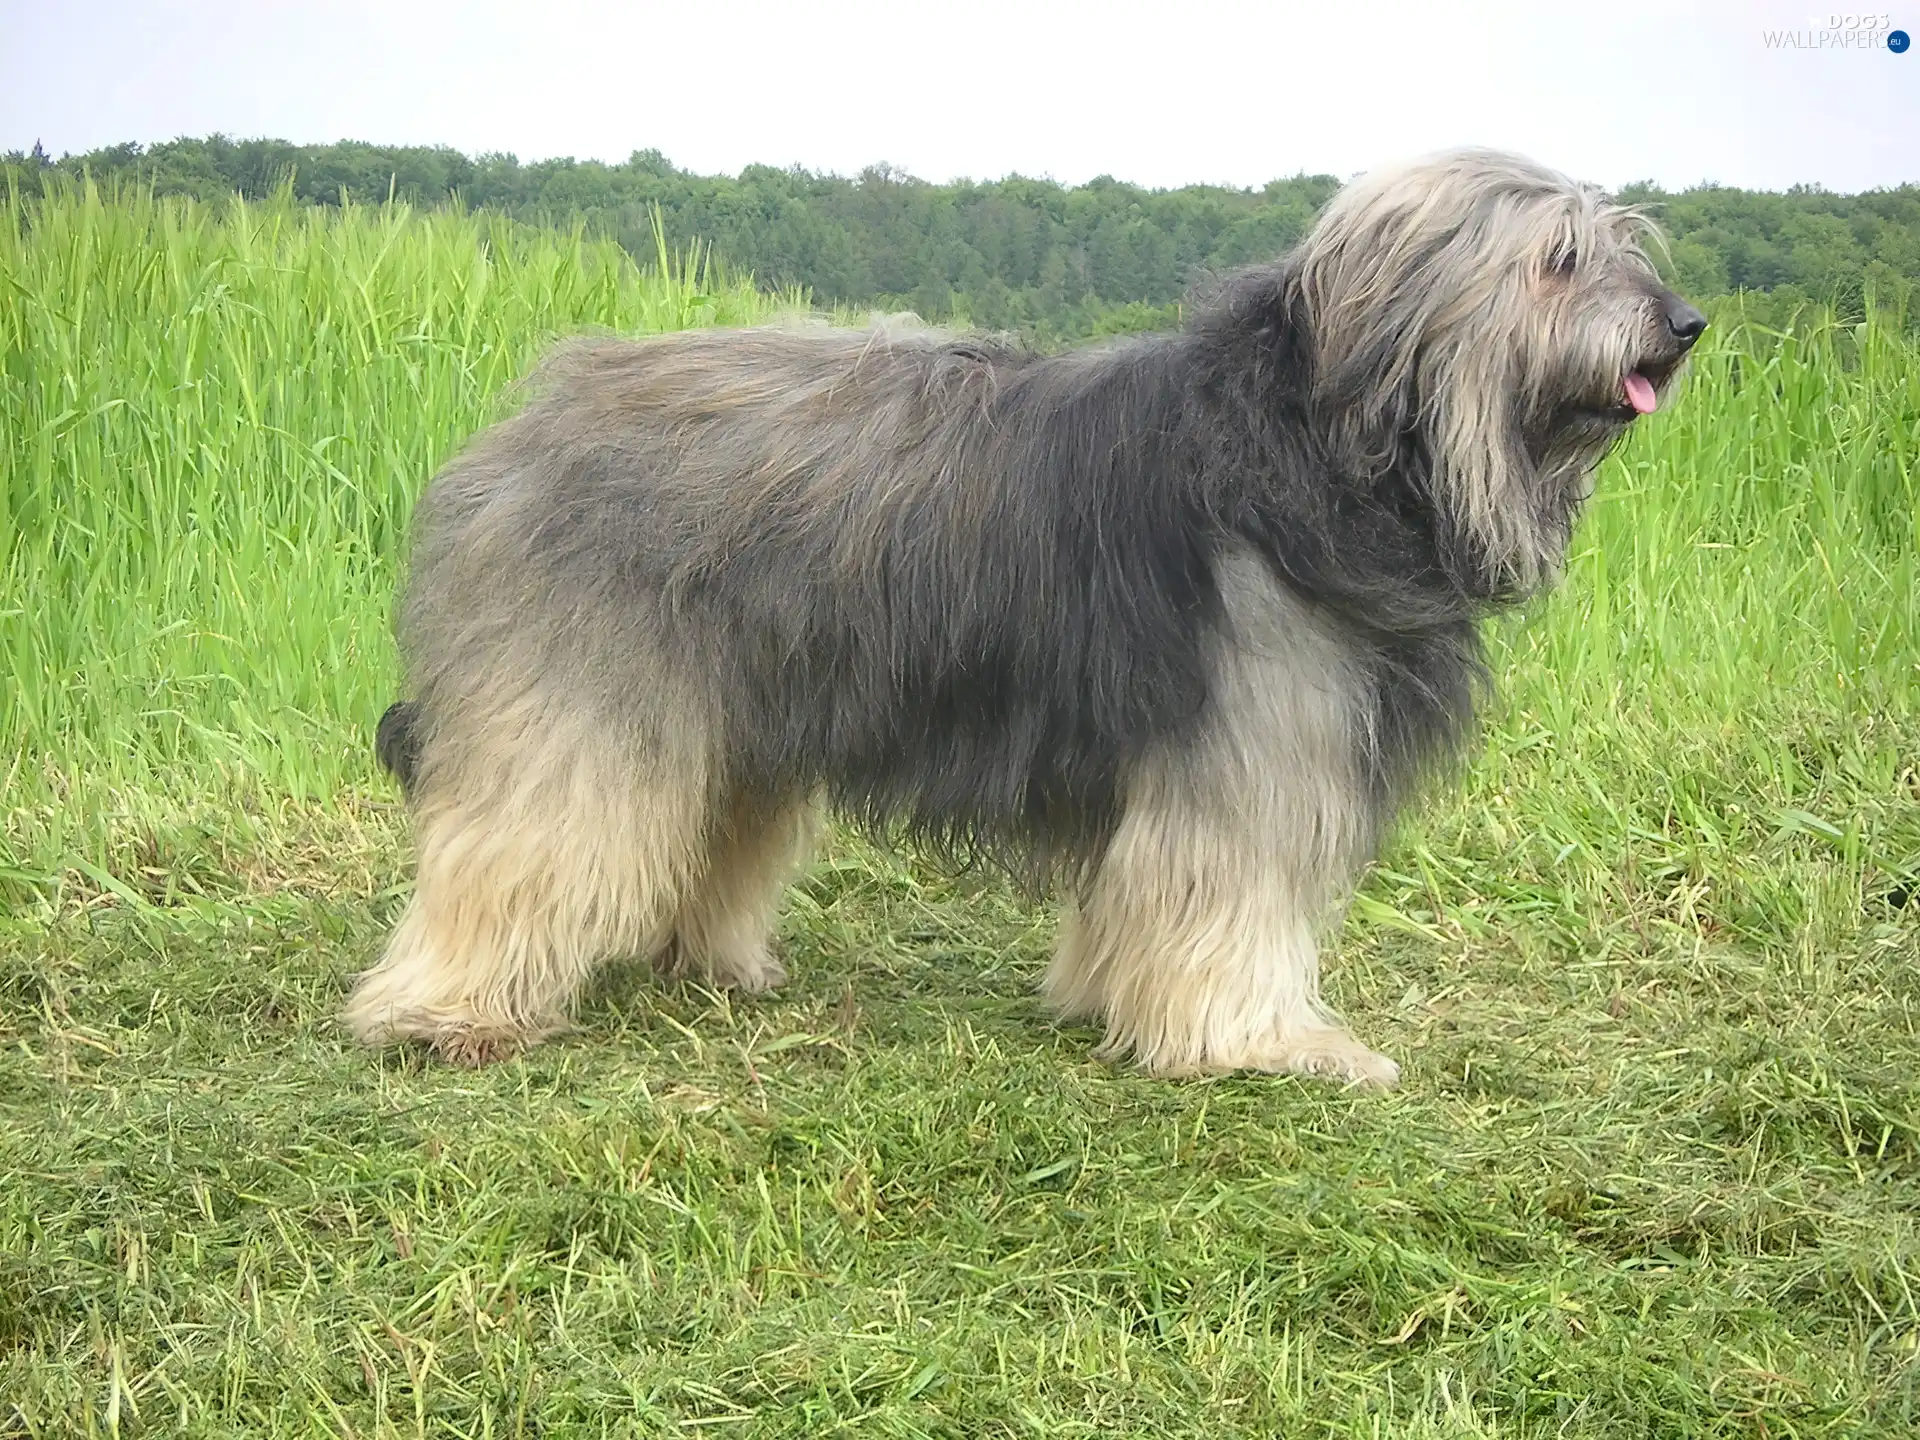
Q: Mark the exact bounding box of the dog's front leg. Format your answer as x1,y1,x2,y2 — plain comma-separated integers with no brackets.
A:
1042,548,1399,1088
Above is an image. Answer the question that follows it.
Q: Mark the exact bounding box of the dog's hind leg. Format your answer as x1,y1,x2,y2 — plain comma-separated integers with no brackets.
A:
1042,547,1400,1088
664,792,820,993
344,699,709,1064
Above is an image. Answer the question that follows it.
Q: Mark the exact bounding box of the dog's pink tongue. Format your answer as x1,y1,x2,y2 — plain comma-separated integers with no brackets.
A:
1624,371,1658,415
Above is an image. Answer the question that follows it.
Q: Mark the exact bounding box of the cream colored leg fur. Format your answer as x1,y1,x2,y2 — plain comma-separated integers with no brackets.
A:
665,795,820,994
346,681,711,1062
1042,548,1399,1087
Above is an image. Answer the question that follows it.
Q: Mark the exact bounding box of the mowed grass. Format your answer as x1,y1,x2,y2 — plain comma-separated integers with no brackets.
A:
2,184,1918,1438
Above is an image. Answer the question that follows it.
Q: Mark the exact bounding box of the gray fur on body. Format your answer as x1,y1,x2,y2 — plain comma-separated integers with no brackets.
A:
392,317,1462,877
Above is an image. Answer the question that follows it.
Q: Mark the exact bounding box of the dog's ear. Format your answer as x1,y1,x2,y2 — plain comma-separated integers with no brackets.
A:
1288,244,1433,492
1288,247,1539,598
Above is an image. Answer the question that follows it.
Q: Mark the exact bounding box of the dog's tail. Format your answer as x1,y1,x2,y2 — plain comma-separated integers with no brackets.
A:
375,701,422,797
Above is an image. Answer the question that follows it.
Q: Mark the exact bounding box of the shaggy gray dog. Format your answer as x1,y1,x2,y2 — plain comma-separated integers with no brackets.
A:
348,149,1704,1084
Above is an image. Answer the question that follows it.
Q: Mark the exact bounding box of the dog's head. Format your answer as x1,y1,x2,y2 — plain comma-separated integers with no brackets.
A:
1293,148,1703,593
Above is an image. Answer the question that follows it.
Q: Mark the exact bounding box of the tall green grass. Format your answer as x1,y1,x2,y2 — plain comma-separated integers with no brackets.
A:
1,184,790,889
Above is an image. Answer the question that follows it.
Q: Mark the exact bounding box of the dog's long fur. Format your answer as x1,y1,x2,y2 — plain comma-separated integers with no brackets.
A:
347,149,1703,1082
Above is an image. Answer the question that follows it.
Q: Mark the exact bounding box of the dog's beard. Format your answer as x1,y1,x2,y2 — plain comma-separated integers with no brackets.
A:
1519,314,1691,537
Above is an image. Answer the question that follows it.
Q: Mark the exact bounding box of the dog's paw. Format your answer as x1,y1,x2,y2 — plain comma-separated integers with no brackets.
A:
428,1024,533,1067
699,945,789,995
1249,1030,1401,1090
721,953,788,994
658,935,788,995
346,995,550,1065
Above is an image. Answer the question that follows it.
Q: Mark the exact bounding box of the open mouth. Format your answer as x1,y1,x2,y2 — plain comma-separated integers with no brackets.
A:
1580,360,1678,424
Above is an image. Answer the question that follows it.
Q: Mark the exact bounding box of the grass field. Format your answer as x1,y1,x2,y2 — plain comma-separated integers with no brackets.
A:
2,184,1918,1438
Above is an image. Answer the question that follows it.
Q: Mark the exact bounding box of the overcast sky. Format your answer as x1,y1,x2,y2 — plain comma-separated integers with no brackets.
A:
3,1,1915,193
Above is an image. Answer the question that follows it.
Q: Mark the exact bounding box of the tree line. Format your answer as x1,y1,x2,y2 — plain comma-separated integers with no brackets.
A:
7,136,1916,338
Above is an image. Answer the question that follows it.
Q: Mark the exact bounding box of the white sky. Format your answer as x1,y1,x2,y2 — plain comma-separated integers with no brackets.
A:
3,0,1915,193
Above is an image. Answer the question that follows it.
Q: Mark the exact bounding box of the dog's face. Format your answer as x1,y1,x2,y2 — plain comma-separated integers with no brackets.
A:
1522,210,1705,465
1296,149,1705,592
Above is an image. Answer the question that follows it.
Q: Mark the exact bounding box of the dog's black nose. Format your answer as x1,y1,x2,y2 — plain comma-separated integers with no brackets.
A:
1664,297,1707,348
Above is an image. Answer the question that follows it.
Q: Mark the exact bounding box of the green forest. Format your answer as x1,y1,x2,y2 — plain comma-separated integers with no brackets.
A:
9,135,1918,339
